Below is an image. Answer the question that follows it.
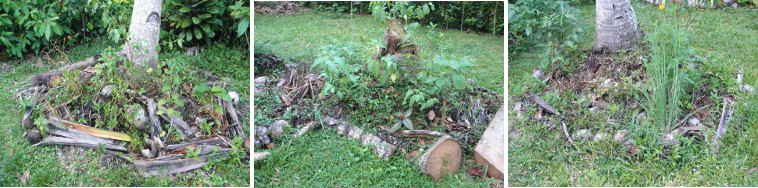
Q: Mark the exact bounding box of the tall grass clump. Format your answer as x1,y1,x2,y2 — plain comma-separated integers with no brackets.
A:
640,23,694,132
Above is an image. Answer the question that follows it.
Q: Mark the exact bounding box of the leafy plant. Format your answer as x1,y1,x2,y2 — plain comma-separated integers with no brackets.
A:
508,0,585,56
164,0,226,48
34,116,49,136
390,109,414,132
200,119,215,135
370,1,434,25
228,0,250,38
185,147,201,160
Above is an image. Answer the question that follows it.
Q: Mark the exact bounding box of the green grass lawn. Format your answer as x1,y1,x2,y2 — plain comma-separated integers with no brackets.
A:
508,2,758,186
254,10,505,95
0,39,250,186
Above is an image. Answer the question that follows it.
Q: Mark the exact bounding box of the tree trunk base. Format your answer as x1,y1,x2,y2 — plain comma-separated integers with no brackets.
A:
417,135,462,180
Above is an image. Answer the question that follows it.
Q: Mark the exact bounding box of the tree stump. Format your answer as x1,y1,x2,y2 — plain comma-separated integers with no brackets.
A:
373,20,419,61
417,135,462,180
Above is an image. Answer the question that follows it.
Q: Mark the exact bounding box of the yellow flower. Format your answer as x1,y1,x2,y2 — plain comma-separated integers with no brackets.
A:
548,41,552,45
659,5,665,10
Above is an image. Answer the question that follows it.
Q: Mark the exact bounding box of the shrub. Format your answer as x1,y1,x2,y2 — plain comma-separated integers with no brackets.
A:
508,1,585,55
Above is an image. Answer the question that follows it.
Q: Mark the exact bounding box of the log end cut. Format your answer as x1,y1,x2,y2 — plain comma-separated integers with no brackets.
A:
418,135,462,180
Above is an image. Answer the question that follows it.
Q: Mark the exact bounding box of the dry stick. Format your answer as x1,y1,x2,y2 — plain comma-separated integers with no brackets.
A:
561,121,575,144
711,98,733,154
295,121,319,137
527,91,560,115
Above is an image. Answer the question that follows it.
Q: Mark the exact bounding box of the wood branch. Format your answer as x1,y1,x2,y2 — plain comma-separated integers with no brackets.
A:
417,135,462,181
32,136,128,152
133,150,231,177
144,97,163,138
561,121,574,144
224,100,246,140
254,152,270,161
527,91,560,115
28,54,114,86
46,116,131,142
294,121,319,137
165,137,228,151
400,130,445,138
711,98,733,154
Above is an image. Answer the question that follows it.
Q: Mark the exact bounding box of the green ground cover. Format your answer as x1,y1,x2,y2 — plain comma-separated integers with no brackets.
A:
508,2,758,186
0,38,250,186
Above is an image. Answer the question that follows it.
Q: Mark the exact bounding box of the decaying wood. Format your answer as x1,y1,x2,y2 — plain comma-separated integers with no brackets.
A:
224,100,247,140
318,116,396,159
143,97,163,138
165,137,228,151
417,134,462,180
711,98,733,155
46,116,131,142
33,136,128,152
561,121,574,144
28,54,104,86
46,120,115,144
133,150,231,177
295,121,319,137
254,152,271,161
400,130,445,138
527,91,561,115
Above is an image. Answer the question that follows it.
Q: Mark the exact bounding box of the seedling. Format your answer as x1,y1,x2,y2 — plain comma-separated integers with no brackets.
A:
390,109,414,132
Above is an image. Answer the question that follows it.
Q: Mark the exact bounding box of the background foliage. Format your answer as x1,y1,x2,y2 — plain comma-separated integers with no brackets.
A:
0,0,250,59
299,1,505,35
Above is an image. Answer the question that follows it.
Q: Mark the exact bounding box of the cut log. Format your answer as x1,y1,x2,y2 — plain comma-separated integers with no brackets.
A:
33,136,128,152
474,105,505,179
400,130,445,138
527,91,560,115
418,135,462,180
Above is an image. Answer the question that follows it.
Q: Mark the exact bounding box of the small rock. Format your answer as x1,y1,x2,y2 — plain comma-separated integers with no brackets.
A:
260,135,271,144
743,85,755,96
254,138,262,148
269,120,288,139
614,130,630,143
254,77,269,85
26,130,41,144
256,126,269,138
593,132,609,142
229,91,240,105
127,105,150,130
574,129,591,141
533,67,544,79
22,117,33,130
186,46,198,56
687,117,701,127
100,85,116,98
428,110,436,121
589,106,601,114
662,134,680,146
140,149,152,158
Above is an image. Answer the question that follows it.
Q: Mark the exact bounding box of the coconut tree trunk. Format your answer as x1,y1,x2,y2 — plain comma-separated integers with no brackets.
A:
125,0,162,70
593,0,644,53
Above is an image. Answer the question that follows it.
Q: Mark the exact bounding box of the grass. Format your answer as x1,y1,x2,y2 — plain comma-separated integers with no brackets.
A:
254,10,505,95
508,2,758,186
0,38,250,186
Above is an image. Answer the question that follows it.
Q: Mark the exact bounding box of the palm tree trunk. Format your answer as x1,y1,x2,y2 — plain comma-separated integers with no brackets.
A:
593,0,644,53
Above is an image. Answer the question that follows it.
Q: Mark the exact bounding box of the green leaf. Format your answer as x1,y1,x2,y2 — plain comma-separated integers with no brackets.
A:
410,95,420,107
236,18,249,37
199,24,211,33
198,13,212,20
404,108,412,117
453,75,466,90
402,118,413,130
194,27,202,39
390,121,402,132
180,7,191,13
192,17,201,25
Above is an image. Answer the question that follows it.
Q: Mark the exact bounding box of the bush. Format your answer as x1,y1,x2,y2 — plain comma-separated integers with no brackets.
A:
508,0,585,55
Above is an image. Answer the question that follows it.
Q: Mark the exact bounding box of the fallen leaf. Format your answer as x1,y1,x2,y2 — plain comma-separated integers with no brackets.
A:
417,139,425,145
275,168,280,173
8,150,12,157
466,167,486,178
94,176,106,184
409,150,420,158
393,92,399,98
198,181,202,187
266,143,275,149
427,110,435,121
446,117,454,123
20,170,29,184
749,167,757,175
630,145,638,155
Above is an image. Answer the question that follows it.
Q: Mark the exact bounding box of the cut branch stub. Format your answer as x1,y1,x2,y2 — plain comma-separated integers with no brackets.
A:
418,135,462,181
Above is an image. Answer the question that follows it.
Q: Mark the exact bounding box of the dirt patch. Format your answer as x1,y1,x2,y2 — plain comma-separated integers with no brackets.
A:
254,1,302,15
